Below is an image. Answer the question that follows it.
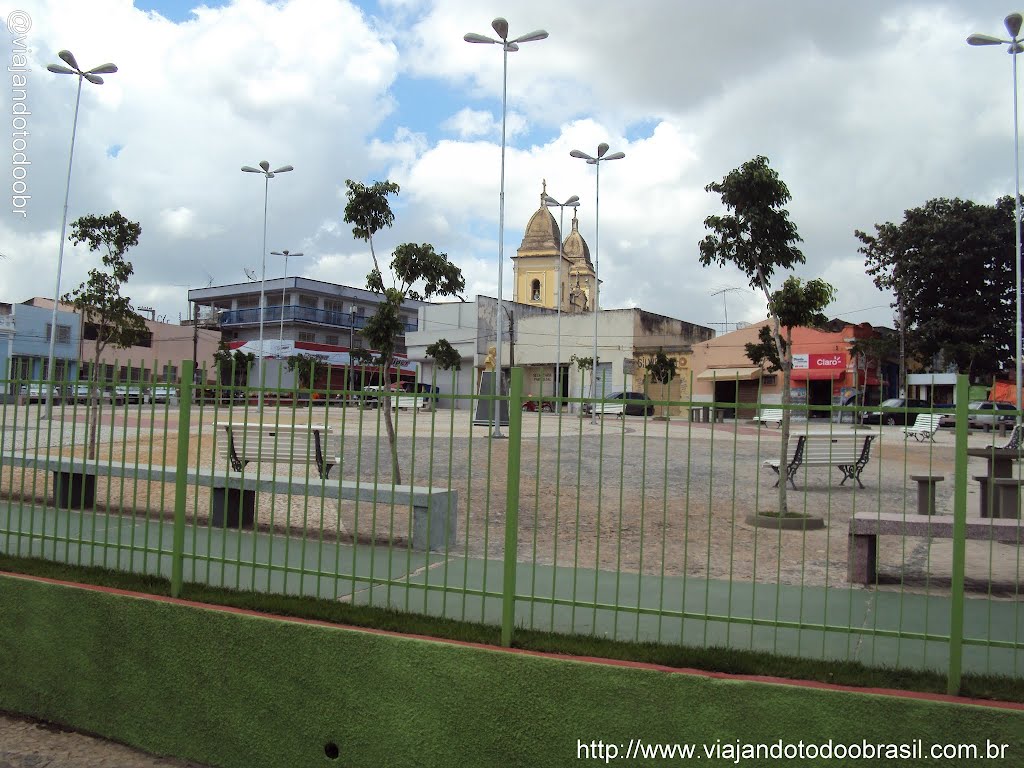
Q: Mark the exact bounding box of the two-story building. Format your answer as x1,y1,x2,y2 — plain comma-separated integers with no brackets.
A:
0,298,81,390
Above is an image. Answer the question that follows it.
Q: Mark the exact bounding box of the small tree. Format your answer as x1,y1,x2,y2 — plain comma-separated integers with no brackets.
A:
570,354,593,417
645,348,677,419
344,179,464,483
62,211,148,459
699,156,834,517
213,342,254,389
286,353,323,390
425,339,461,411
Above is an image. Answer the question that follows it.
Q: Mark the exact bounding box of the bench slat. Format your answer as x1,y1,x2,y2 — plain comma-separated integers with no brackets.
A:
763,433,875,489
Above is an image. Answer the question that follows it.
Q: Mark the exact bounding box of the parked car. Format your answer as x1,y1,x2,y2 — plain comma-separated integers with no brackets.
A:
112,385,145,405
837,389,883,423
18,383,59,402
860,398,930,426
147,385,179,404
967,400,1017,431
582,391,655,417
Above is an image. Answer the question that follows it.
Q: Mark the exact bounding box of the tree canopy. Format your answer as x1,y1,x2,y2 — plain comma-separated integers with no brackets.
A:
855,196,1016,378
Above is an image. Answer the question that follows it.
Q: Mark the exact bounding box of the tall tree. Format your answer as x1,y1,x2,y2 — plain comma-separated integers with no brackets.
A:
699,156,833,517
62,211,148,459
855,196,1016,379
343,179,464,483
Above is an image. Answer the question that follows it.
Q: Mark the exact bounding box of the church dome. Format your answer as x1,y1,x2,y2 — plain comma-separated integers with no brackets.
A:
562,213,592,270
519,185,561,253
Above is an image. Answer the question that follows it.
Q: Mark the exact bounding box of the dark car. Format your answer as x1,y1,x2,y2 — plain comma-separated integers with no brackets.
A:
837,389,883,423
583,391,655,417
860,398,931,426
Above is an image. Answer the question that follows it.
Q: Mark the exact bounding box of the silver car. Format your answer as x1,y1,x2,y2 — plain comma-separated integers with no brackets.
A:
967,401,1017,431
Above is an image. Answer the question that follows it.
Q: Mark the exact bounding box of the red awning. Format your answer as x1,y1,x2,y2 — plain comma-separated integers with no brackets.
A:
790,369,846,381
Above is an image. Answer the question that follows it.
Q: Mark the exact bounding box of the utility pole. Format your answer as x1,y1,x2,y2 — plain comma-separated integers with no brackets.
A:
192,300,199,383
505,305,515,368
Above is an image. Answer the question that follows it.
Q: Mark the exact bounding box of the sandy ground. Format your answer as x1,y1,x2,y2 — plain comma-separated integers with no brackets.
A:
0,711,211,767
2,404,1020,591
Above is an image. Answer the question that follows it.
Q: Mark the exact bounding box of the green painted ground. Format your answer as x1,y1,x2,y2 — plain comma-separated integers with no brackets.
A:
2,498,1022,677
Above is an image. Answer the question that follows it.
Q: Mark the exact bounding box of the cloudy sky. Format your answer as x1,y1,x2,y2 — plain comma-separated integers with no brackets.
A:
2,0,1021,335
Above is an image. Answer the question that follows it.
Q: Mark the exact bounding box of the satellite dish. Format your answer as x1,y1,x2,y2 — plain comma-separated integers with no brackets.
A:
244,267,257,282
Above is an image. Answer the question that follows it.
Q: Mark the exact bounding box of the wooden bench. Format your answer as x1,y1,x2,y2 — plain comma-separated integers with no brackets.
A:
594,402,626,417
848,512,1023,584
903,413,942,442
217,422,334,479
751,408,784,427
763,433,876,489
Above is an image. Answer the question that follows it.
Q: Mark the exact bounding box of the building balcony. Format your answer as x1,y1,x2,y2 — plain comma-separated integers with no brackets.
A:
218,305,417,334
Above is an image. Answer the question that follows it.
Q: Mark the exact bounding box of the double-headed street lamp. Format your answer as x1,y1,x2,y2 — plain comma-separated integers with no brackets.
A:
969,14,1024,420
271,249,305,341
45,50,117,418
570,143,625,424
241,160,293,407
465,17,548,438
543,193,579,413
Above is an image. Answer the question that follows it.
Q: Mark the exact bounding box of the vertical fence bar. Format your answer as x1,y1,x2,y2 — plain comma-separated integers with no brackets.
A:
171,360,194,598
947,373,969,695
501,367,523,648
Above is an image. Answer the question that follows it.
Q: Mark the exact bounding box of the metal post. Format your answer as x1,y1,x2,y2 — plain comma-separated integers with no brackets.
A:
171,359,194,598
492,44,509,439
1013,48,1023,421
556,209,563,411
501,366,523,646
947,373,969,695
591,160,601,425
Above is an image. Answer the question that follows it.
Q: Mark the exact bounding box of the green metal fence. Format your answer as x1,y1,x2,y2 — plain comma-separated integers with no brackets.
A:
1,361,1022,694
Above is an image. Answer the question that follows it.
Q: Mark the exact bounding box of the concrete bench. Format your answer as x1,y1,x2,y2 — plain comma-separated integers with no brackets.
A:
903,413,942,442
1,451,457,552
848,511,1024,584
763,433,875,489
209,471,458,551
751,408,784,427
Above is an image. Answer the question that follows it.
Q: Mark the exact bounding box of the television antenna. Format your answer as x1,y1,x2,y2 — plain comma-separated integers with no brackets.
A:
244,267,258,282
710,286,748,332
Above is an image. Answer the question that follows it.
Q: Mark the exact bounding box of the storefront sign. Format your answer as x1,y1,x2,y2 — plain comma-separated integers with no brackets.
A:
793,352,846,370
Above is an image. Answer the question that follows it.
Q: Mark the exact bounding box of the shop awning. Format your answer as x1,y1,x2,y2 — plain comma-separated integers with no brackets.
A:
696,367,762,381
790,369,847,381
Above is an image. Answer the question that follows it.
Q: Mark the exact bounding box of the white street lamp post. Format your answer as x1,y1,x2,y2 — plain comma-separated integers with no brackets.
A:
45,50,117,418
241,160,293,407
969,14,1024,420
271,249,304,341
465,17,548,438
544,193,579,414
570,143,625,424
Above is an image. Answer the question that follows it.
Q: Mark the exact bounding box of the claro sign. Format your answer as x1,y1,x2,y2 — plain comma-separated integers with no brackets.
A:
792,353,847,370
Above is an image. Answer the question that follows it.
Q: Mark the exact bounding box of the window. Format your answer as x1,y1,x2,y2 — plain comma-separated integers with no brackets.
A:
299,295,318,308
325,335,339,346
531,279,541,302
298,332,316,343
324,300,344,314
46,323,72,344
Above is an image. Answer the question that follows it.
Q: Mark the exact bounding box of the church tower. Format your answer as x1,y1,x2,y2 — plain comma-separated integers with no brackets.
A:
512,181,596,313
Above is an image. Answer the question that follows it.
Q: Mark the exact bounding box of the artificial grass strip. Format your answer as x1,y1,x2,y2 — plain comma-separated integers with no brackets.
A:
0,553,1021,705
2,574,1023,768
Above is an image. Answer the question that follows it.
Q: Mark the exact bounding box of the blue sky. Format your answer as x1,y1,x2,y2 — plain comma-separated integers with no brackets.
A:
4,0,1023,333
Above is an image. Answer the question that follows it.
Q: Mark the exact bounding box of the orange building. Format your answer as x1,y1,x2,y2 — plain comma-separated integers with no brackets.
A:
690,319,888,418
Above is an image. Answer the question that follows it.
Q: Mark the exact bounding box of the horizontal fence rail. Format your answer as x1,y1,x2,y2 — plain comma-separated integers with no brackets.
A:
1,362,1022,694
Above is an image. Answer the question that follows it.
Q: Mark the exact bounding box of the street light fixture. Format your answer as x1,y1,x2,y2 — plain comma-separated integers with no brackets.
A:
465,17,548,438
242,160,294,407
570,142,625,424
270,249,305,341
44,50,117,418
969,14,1024,420
544,193,580,413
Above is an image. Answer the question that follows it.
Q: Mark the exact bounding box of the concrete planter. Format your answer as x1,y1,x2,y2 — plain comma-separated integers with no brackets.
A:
745,512,825,531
